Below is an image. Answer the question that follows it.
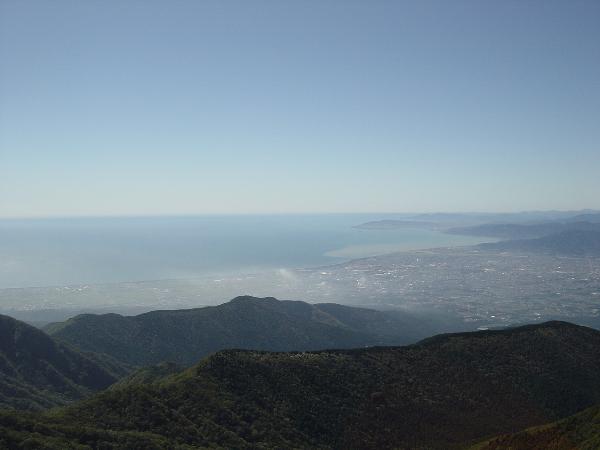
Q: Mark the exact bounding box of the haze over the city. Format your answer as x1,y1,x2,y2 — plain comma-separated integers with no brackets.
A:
1,0,600,218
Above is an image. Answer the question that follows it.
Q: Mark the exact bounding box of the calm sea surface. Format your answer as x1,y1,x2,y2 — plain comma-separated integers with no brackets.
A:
0,214,489,289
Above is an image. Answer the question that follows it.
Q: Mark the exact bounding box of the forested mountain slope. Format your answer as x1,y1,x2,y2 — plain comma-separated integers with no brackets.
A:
46,296,449,366
3,321,600,448
0,314,130,411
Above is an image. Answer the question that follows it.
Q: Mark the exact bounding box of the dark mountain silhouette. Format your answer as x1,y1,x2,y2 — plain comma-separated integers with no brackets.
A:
45,296,457,366
3,321,600,449
0,314,130,411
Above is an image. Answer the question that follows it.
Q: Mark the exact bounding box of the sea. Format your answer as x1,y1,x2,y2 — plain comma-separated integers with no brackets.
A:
0,214,488,290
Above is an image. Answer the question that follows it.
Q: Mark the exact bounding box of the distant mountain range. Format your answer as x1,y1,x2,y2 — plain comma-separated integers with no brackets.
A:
442,218,600,257
2,321,600,449
410,210,600,223
354,219,437,230
479,230,600,256
45,296,460,366
0,314,130,411
353,213,593,230
447,220,600,240
353,215,600,258
565,212,600,223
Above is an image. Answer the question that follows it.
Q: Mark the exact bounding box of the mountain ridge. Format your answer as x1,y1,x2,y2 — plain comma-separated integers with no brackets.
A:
3,320,600,448
447,220,600,240
478,229,600,256
45,296,460,366
0,314,131,411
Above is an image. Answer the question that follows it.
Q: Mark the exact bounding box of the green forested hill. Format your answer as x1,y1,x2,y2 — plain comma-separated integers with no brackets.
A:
0,314,131,411
107,361,182,391
3,321,600,449
473,404,600,449
45,296,453,366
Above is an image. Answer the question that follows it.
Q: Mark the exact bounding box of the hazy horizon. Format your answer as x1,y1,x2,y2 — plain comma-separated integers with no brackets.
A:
2,208,600,221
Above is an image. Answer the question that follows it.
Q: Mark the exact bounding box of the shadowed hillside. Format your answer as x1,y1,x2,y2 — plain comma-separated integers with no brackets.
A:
473,404,600,449
3,321,600,448
108,362,182,391
45,296,454,366
0,314,130,411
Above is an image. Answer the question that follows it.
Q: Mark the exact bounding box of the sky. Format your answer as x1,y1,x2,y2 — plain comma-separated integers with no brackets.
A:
1,0,599,218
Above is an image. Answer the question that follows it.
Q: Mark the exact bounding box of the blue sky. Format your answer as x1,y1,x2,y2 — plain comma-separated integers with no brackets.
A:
1,0,599,217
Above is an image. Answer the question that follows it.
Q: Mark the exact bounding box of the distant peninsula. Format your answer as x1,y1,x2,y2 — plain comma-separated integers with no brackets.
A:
354,219,436,230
